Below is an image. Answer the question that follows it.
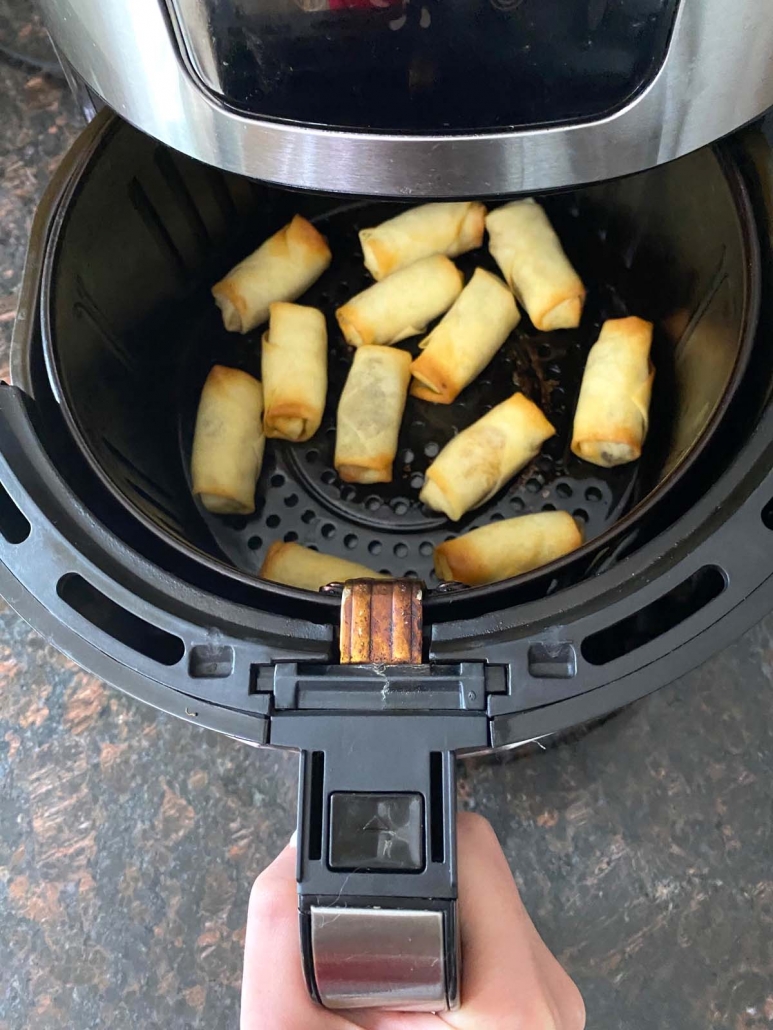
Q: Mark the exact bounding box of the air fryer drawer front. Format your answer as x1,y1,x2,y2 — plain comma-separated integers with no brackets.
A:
39,0,773,195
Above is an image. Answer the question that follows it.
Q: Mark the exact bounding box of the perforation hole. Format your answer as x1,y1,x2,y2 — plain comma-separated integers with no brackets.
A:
585,486,603,503
368,540,382,555
573,508,589,524
526,478,542,493
424,441,439,458
271,473,285,488
556,482,573,498
306,449,319,464
394,542,408,558
284,531,298,542
391,499,408,515
510,497,525,512
344,534,358,549
284,494,299,508
321,523,336,539
419,541,433,556
266,514,281,528
248,536,262,550
301,509,316,524
321,470,337,485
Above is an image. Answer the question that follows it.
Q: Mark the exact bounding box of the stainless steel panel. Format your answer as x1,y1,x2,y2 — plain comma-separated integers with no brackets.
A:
39,0,773,196
311,906,446,1010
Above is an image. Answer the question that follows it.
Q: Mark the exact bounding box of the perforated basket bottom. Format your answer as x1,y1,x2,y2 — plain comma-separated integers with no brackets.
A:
177,197,668,588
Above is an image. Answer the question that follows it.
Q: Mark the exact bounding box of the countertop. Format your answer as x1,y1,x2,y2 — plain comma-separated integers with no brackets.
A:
0,8,772,1029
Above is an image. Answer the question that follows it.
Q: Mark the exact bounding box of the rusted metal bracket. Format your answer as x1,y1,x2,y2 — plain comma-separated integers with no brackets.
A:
339,580,423,665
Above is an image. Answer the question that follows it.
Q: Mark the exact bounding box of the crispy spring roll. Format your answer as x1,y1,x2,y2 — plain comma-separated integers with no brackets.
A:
212,215,332,334
262,302,327,442
359,201,487,281
191,366,265,515
336,255,463,348
485,199,586,331
420,393,555,521
571,316,655,467
335,346,412,484
261,541,387,591
434,512,583,586
410,268,520,404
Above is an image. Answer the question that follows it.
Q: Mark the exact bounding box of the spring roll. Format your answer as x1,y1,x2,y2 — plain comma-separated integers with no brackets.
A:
336,255,463,348
262,302,327,442
485,199,586,331
410,268,520,404
335,346,412,484
420,393,555,521
359,201,487,281
191,366,265,515
571,316,655,467
261,541,387,591
434,511,584,586
212,215,332,334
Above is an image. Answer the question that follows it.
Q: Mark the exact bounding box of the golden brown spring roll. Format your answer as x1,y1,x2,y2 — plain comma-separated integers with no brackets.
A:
420,393,555,521
262,302,327,442
336,255,463,348
261,541,387,591
434,512,583,586
485,199,586,331
410,268,520,404
191,366,265,515
212,215,332,334
335,346,412,484
571,316,655,467
359,202,487,281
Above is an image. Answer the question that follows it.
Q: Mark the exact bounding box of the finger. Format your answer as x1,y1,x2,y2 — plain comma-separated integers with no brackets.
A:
443,812,585,1030
241,841,351,1030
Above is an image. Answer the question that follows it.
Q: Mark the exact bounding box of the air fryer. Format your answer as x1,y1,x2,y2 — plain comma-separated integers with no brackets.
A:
6,0,773,1012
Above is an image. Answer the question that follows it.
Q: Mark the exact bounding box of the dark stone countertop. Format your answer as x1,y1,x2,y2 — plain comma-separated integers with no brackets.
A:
0,8,772,1029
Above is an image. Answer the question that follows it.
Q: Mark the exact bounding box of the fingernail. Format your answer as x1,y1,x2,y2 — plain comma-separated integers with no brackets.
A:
289,830,298,848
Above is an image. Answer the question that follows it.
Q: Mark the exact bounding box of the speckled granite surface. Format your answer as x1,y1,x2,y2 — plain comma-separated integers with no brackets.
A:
0,8,772,1030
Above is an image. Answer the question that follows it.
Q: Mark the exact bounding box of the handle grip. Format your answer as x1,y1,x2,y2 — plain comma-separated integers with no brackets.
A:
270,581,488,1012
295,732,460,1012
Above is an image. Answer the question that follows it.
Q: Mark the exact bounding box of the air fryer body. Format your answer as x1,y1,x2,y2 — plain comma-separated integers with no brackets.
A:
40,0,773,196
13,0,773,1012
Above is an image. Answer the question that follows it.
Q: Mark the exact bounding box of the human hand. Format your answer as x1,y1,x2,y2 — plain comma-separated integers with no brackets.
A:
241,811,585,1030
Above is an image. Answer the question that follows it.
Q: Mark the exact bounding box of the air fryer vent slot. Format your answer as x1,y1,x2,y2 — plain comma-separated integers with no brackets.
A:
57,573,185,666
581,565,726,666
0,482,30,544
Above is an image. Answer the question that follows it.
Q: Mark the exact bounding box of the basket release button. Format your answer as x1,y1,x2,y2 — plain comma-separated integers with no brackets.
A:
328,792,424,872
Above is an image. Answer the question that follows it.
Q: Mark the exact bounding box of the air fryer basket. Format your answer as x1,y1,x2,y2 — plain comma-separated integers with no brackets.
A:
39,120,754,605
5,111,773,1012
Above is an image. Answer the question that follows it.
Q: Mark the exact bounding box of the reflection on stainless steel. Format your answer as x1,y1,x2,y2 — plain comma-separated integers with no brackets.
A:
38,0,773,195
311,906,446,1010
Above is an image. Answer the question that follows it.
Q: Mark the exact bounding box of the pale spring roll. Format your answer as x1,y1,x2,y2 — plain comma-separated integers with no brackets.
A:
261,541,387,591
571,316,655,467
336,255,463,348
335,346,412,484
360,201,487,281
191,366,265,515
262,302,327,442
212,215,332,334
410,268,520,404
434,512,583,586
485,199,586,331
420,393,556,521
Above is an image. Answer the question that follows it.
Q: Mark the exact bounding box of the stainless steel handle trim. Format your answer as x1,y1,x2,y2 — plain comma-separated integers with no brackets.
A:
311,905,450,1012
38,0,773,196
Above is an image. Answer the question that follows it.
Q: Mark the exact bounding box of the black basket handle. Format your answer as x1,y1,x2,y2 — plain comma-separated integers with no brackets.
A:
270,580,489,1011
